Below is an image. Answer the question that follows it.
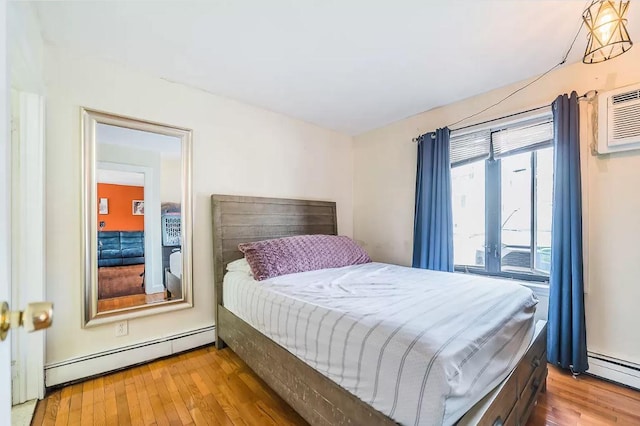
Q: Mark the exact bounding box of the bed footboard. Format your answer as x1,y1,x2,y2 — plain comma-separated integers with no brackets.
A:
217,303,546,426
217,304,395,426
458,321,547,426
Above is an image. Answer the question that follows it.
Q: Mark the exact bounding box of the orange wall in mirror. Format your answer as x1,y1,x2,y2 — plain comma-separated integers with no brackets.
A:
97,183,144,231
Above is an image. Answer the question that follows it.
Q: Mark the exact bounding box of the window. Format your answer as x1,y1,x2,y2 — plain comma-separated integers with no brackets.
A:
451,116,553,282
452,162,485,267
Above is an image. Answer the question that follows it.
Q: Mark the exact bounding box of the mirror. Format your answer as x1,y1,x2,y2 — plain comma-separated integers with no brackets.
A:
82,109,193,326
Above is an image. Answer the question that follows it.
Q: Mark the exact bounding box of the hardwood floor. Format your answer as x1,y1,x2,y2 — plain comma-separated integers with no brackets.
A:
97,292,166,312
529,366,640,425
33,347,640,426
33,346,305,426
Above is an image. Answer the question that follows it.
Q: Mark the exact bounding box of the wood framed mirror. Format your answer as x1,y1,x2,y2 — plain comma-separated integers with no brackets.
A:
81,108,193,327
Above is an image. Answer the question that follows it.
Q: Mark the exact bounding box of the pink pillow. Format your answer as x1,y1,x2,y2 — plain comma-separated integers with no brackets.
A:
238,235,371,281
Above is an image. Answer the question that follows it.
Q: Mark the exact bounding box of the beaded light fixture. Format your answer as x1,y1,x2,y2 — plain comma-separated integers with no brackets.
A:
583,0,633,64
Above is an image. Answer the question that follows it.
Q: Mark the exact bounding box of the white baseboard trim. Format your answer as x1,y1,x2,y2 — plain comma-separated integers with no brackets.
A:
44,325,215,388
587,352,640,390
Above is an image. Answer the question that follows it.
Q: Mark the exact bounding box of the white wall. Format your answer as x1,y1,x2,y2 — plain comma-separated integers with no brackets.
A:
160,157,181,204
7,1,43,94
44,47,354,365
353,48,640,366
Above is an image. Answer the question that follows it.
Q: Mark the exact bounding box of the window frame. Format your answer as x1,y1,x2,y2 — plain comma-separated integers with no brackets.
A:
451,119,553,284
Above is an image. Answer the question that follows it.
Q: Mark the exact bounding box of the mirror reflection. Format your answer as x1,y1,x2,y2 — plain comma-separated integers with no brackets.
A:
82,109,193,326
95,123,184,313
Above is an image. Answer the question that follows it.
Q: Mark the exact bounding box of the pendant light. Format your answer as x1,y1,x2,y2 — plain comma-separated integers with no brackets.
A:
583,0,633,64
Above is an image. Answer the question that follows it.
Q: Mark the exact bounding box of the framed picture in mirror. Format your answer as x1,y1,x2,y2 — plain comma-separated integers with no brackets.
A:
99,198,109,214
132,200,144,215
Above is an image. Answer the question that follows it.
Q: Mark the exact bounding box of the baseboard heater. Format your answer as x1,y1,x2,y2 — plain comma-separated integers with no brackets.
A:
587,351,640,390
44,325,216,388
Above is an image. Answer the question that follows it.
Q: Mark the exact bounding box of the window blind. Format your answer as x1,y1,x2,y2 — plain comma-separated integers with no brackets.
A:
449,129,491,166
492,117,553,158
449,114,553,166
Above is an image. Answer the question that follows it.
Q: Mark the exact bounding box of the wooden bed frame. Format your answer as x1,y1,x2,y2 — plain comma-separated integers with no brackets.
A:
211,194,547,426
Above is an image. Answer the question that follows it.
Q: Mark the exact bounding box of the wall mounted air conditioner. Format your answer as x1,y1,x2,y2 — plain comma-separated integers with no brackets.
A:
597,82,640,154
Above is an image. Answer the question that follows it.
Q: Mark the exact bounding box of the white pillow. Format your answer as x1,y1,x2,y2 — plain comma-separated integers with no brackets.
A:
226,258,252,274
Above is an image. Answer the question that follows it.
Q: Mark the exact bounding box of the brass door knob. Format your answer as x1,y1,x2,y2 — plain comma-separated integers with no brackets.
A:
0,301,53,341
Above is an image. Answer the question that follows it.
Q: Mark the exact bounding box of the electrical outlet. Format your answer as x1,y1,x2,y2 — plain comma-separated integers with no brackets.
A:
115,321,128,337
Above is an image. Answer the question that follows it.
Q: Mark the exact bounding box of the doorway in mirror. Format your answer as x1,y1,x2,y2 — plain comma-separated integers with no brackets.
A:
96,169,148,311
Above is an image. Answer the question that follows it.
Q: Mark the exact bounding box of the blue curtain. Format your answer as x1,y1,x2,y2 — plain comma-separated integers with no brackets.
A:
548,92,588,373
412,128,454,271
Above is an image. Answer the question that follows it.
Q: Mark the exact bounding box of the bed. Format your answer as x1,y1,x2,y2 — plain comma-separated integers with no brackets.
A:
211,194,548,426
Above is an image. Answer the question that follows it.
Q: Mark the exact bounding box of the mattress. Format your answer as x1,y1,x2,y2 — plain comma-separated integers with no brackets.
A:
223,262,537,426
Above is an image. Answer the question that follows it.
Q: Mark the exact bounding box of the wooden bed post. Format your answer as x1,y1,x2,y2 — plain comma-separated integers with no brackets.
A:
212,196,226,349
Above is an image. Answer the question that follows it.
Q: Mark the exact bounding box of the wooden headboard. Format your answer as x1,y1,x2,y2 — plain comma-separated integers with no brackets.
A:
211,194,338,326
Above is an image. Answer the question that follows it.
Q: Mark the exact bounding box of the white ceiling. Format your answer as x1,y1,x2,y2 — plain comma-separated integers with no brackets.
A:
96,123,181,157
97,169,144,186
33,1,637,135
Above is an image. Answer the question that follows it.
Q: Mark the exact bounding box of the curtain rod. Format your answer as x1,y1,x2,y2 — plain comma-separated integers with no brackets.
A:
411,90,596,143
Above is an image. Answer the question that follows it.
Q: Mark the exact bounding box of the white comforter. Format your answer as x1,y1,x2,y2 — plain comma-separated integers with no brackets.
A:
223,262,537,426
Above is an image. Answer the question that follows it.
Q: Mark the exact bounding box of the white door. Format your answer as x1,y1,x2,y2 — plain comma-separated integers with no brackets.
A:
1,0,13,421
1,84,50,418
1,86,51,419
10,89,47,407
